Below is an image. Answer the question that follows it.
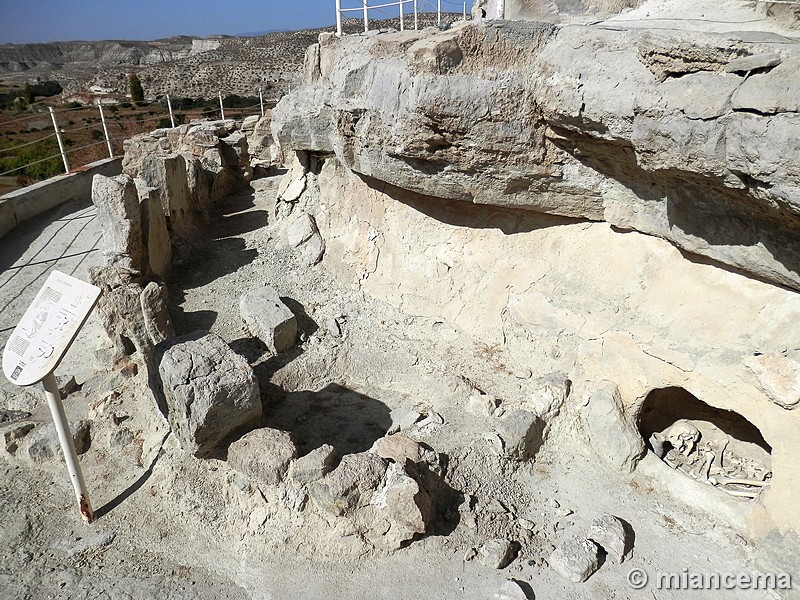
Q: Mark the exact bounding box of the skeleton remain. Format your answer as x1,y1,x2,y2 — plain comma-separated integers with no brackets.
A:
650,420,771,500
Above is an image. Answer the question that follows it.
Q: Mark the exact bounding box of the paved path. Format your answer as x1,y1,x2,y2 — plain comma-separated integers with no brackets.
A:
0,198,104,396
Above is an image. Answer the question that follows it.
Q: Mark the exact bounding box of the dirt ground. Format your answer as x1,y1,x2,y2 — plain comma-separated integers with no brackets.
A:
0,175,797,599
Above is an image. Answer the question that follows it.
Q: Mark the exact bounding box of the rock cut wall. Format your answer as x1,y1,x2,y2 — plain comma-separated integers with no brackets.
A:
273,20,800,292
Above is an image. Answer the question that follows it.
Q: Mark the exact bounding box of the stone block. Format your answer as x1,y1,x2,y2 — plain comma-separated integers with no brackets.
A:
588,514,630,564
495,410,545,462
374,434,422,465
240,287,297,354
140,281,174,345
228,427,297,486
548,536,599,583
479,539,516,569
583,383,645,473
22,420,91,463
91,174,143,272
288,444,339,485
309,452,386,516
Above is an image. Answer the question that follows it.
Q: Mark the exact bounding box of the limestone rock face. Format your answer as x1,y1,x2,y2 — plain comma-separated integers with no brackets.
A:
157,331,261,457
272,22,800,292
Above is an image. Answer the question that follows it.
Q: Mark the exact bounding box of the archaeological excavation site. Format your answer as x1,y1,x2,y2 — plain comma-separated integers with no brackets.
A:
1,0,800,598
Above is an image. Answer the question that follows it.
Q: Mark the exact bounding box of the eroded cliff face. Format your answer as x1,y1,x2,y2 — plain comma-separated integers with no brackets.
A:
273,20,800,292
271,18,800,536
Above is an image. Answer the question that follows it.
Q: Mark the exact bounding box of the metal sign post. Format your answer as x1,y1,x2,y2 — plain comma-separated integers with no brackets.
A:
2,270,102,523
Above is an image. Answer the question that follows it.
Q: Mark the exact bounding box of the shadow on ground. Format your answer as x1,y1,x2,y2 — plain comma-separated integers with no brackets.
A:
169,190,266,334
262,382,392,456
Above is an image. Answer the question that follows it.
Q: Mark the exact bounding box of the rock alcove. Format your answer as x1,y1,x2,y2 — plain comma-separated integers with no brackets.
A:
639,387,772,501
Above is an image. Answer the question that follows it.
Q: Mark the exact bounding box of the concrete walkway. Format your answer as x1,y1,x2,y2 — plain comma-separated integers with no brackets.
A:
0,198,105,397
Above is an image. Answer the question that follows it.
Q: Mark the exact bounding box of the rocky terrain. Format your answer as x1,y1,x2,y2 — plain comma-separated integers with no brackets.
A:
1,1,800,598
1,14,465,101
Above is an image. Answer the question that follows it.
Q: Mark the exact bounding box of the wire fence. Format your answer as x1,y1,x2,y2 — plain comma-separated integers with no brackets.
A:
0,90,276,195
335,0,472,35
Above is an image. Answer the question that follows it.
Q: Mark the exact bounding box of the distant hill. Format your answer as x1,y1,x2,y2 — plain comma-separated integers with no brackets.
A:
236,29,290,37
0,13,465,102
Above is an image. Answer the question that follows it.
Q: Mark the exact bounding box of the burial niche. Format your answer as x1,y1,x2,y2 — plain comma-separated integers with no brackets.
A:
639,387,772,500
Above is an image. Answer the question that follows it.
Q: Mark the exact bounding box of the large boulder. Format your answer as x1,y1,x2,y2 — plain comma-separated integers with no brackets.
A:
157,331,261,457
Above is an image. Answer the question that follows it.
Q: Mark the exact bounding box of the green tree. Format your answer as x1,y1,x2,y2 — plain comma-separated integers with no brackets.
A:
23,82,34,105
129,74,144,103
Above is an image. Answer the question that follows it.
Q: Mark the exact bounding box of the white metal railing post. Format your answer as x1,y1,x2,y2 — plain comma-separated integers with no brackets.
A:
438,0,441,25
336,0,343,35
166,93,176,128
463,2,466,19
414,0,418,30
218,91,225,120
49,107,69,174
400,0,404,31
363,0,369,32
97,100,113,158
259,87,265,117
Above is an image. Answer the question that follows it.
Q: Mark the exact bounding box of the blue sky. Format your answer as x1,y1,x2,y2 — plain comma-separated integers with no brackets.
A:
0,0,473,44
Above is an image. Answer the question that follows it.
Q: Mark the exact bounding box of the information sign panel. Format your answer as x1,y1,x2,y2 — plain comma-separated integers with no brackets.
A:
2,270,101,386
